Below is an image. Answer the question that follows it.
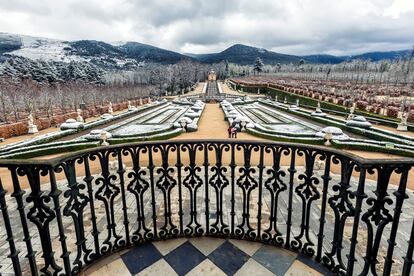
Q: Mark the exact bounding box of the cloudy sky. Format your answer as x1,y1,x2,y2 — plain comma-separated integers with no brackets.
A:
0,0,414,55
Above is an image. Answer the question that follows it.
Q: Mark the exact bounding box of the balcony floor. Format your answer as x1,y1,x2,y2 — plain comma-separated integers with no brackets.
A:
81,237,329,275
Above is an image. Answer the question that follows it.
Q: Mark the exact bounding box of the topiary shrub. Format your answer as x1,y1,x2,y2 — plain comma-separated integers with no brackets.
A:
408,111,414,123
387,106,399,118
356,100,368,111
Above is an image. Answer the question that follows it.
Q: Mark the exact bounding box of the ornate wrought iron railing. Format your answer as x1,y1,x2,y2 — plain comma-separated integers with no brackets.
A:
0,140,413,275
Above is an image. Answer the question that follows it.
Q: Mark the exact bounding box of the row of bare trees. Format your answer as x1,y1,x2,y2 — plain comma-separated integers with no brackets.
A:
0,58,231,124
226,48,414,89
106,60,228,96
0,76,154,123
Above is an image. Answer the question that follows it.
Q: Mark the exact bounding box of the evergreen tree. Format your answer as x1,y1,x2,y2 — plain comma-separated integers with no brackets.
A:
253,57,264,74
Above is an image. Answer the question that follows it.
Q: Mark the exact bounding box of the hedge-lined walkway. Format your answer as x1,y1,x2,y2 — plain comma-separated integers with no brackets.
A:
173,103,261,140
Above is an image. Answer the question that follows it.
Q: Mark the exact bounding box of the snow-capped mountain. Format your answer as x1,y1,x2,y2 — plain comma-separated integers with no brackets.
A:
0,33,90,63
0,33,412,83
0,33,192,69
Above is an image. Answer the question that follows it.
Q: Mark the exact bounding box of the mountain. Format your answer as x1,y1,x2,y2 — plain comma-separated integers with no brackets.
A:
303,50,412,64
118,42,190,64
191,44,302,65
347,50,412,62
301,54,345,64
0,33,192,69
0,33,412,68
0,33,22,55
189,44,413,65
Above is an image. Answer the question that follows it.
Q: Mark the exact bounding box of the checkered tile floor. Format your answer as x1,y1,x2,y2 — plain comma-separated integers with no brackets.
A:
81,237,330,275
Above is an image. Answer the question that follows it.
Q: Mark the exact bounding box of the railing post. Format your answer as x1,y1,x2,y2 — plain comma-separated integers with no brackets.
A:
403,216,414,275
346,166,367,275
48,168,71,274
316,154,331,262
176,145,184,235
83,157,100,257
384,167,409,275
117,150,130,246
148,146,158,239
10,167,38,275
0,176,21,275
285,148,296,249
230,144,236,237
204,142,210,235
257,145,264,240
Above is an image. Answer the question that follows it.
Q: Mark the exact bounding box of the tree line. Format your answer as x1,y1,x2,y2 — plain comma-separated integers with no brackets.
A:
0,58,230,123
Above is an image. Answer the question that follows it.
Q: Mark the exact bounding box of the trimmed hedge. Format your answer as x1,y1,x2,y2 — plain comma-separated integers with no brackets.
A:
237,83,409,128
248,124,414,157
258,99,414,146
332,140,414,158
0,129,78,154
0,102,167,155
0,142,100,159
253,123,316,138
247,128,325,145
108,129,182,145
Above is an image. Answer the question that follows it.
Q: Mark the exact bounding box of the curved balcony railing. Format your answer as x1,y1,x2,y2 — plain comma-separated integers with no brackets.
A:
0,140,413,275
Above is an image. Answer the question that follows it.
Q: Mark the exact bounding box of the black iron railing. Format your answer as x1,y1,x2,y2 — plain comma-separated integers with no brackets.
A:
0,140,413,275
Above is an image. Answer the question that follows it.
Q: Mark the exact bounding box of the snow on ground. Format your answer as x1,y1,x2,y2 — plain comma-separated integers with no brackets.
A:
0,33,86,62
112,124,171,136
263,123,316,134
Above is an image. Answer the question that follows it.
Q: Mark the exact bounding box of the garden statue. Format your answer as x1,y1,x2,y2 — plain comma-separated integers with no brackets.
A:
76,109,83,122
108,102,113,115
284,97,287,104
311,101,327,117
27,113,39,134
148,97,152,104
100,131,109,146
397,113,408,131
324,130,333,146
139,98,143,105
347,105,355,120
274,95,278,102
296,98,300,107
316,101,322,112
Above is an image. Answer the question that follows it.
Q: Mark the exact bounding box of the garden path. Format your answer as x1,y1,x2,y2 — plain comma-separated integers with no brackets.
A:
172,103,262,140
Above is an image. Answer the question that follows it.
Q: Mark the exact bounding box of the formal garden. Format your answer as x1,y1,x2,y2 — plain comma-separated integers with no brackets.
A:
0,80,413,276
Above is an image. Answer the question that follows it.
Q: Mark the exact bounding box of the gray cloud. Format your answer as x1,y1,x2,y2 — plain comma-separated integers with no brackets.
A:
0,0,413,55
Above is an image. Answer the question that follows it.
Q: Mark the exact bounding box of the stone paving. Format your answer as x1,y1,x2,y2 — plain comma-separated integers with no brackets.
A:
81,237,328,275
0,165,413,275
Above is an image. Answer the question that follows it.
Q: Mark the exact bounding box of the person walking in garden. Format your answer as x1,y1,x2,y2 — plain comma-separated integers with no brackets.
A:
227,126,232,138
231,126,238,138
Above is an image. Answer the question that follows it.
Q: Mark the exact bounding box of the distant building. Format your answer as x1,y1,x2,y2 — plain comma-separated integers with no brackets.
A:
208,70,216,81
